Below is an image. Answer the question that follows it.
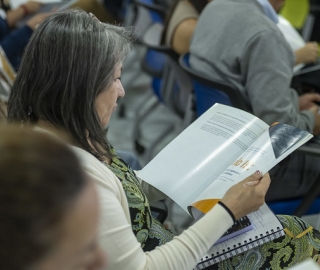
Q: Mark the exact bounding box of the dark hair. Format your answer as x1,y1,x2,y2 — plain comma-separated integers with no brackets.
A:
188,0,208,13
0,125,87,269
7,9,132,159
161,0,209,45
0,0,11,12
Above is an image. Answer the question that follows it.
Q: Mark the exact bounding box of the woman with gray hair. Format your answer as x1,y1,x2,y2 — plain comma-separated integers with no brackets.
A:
7,9,320,270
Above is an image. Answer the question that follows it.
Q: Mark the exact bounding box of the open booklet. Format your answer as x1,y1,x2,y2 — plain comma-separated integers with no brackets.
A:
137,103,312,218
137,103,312,262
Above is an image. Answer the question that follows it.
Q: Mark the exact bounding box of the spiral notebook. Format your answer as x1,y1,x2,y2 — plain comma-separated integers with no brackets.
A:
194,204,284,269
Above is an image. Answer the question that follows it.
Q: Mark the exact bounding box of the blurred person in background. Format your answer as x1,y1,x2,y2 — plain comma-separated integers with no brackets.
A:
0,0,51,69
0,125,107,270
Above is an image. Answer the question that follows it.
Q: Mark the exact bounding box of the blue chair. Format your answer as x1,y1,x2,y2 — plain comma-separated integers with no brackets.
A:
118,0,168,119
120,0,171,155
134,23,194,160
268,197,320,216
124,0,173,157
131,23,170,156
123,0,166,40
179,53,320,218
179,53,252,117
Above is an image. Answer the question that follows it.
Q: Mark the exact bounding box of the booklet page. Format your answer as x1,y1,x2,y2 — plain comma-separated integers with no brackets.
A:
137,104,269,213
190,123,312,217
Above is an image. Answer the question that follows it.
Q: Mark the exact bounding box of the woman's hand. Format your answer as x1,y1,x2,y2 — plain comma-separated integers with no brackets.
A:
299,93,320,111
23,1,43,14
309,105,320,136
220,171,270,220
6,1,42,27
295,42,319,65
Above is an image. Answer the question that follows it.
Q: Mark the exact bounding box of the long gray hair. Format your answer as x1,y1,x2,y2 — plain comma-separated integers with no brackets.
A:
8,9,132,159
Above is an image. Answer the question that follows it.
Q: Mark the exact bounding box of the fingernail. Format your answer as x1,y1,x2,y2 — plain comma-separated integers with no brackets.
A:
243,180,260,187
255,170,261,175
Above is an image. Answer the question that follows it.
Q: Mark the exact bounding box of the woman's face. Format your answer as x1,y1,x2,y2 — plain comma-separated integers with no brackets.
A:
37,181,107,270
95,64,124,127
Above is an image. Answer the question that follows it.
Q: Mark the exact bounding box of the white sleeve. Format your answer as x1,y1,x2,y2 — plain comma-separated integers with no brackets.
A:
75,148,233,270
98,182,233,270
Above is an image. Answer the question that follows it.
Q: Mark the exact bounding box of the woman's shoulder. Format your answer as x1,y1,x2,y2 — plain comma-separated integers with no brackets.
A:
70,145,115,179
165,0,199,47
71,146,125,196
171,1,199,24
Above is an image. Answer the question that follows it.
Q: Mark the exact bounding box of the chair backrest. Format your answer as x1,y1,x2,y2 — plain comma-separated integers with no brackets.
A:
280,0,309,30
141,23,193,118
124,0,167,40
124,1,169,102
179,53,252,117
141,23,170,78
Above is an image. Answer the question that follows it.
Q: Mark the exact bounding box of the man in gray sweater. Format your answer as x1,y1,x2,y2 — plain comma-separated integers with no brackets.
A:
189,0,320,201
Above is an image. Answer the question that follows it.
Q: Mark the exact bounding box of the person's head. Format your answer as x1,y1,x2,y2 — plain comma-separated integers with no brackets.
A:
268,0,286,13
0,125,106,270
7,9,132,159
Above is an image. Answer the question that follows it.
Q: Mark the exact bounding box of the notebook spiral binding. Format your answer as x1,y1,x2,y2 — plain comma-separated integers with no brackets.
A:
194,227,283,269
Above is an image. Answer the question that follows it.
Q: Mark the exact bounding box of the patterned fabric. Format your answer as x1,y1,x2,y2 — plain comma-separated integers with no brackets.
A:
103,148,174,252
205,215,320,269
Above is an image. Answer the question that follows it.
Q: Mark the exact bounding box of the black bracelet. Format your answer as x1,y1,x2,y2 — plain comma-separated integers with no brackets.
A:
218,201,236,223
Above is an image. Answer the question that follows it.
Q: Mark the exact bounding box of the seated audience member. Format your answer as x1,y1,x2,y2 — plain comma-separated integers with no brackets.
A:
189,0,320,201
0,125,106,270
277,14,320,92
0,1,50,69
7,9,320,270
162,0,319,67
